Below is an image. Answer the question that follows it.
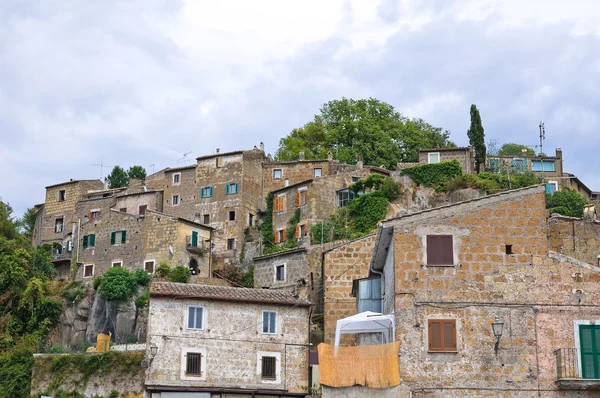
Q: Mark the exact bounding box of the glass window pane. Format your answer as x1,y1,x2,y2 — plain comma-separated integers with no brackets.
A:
188,307,195,329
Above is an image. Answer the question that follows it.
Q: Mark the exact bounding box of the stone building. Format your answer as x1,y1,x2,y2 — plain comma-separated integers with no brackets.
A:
562,173,594,201
419,147,474,173
77,209,212,280
485,148,564,189
145,281,310,397
548,214,600,266
322,185,600,397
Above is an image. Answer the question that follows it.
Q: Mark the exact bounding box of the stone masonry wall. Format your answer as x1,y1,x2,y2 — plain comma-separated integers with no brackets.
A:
548,216,600,266
146,297,309,393
263,160,334,194
419,149,474,173
115,191,164,215
162,166,198,218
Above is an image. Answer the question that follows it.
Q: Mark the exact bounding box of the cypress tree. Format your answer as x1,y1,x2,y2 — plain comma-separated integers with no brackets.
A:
467,104,486,173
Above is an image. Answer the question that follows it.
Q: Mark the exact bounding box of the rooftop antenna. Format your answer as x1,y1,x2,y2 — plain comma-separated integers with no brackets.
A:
149,164,155,175
92,161,114,180
176,151,193,165
539,122,546,181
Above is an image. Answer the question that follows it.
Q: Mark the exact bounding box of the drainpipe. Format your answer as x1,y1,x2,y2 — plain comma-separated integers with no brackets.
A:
76,218,81,263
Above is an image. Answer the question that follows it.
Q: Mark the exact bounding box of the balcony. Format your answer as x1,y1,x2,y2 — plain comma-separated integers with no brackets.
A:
186,236,208,255
51,250,72,263
555,348,600,390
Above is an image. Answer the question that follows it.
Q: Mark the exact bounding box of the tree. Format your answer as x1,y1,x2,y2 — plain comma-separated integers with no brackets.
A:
107,166,129,189
498,143,535,157
275,98,455,169
127,165,147,180
19,207,38,240
546,189,587,218
467,104,486,173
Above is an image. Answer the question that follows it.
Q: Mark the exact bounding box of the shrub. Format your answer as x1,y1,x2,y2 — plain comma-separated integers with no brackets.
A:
546,189,587,218
402,160,462,189
92,276,103,290
168,266,190,283
310,221,333,245
97,267,137,302
134,288,149,310
349,191,389,233
548,206,572,217
132,269,150,286
381,177,402,201
61,281,87,303
155,263,171,279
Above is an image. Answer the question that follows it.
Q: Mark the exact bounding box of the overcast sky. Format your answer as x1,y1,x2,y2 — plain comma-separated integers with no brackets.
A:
2,0,599,216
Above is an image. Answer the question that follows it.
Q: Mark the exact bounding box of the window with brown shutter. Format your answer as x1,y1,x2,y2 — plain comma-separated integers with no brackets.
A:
426,235,454,266
296,192,301,207
428,319,457,352
295,225,300,239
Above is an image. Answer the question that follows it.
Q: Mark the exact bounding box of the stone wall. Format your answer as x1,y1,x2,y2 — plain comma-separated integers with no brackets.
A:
162,166,198,218
146,297,309,393
263,159,334,194
548,215,600,266
115,190,164,215
419,148,474,173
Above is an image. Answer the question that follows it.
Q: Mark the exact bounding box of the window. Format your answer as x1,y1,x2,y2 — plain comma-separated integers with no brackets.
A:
173,173,181,185
249,213,254,227
546,181,558,194
355,277,382,313
337,189,355,207
428,152,440,164
511,158,526,172
201,186,213,198
295,224,306,239
532,160,556,172
275,264,285,282
216,157,223,167
229,211,236,221
58,190,66,201
185,352,202,375
91,210,100,219
138,205,147,215
296,190,307,207
226,183,239,195
579,323,600,379
83,264,94,278
274,229,286,243
112,260,122,267
172,195,180,205
190,231,199,247
187,306,204,330
273,169,282,180
144,260,155,274
203,214,210,224
261,356,277,379
110,230,127,245
352,176,360,182
54,217,64,233
119,207,127,213
227,238,235,250
274,195,286,212
262,311,277,334
505,244,513,255
82,234,95,248
314,168,322,178
428,319,457,352
489,158,500,173
426,235,454,266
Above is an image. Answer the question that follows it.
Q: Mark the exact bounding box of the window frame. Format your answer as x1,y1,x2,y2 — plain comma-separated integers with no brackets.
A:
172,195,180,206
83,264,94,278
297,188,307,207
273,169,282,180
201,186,213,198
227,238,236,250
180,347,207,381
138,204,147,215
274,264,286,282
354,277,382,313
186,305,206,331
256,351,281,383
144,259,155,274
337,189,355,207
54,217,64,233
111,230,127,245
428,152,441,164
58,189,66,202
228,210,236,221
112,260,123,268
226,183,239,195
172,172,181,185
82,233,96,248
547,181,559,194
262,310,277,334
203,214,210,224
313,168,322,178
426,235,454,266
275,194,286,213
427,318,457,352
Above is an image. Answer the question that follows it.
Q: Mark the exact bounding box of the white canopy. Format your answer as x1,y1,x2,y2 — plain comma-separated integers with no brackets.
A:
334,311,395,347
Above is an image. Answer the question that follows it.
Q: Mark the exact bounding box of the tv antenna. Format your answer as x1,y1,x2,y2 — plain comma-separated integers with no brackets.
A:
148,164,155,175
539,122,545,157
92,161,114,180
177,151,193,165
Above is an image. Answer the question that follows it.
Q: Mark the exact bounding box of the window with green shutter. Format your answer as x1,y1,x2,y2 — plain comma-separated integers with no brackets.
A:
110,231,126,245
226,183,238,195
580,325,600,379
121,230,126,244
89,234,95,247
191,231,198,247
111,232,116,245
83,235,88,248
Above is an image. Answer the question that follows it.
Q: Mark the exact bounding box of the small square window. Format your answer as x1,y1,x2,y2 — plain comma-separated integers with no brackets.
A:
203,214,210,224
352,176,360,182
187,306,204,330
275,229,286,243
229,211,236,221
227,238,235,250
226,183,239,195
428,319,457,352
505,244,513,255
58,190,66,202
201,186,213,198
426,235,454,266
262,311,277,334
216,157,223,168
139,205,147,215
112,261,122,268
428,153,440,164
296,190,307,207
273,169,282,180
173,173,181,185
186,352,202,375
111,231,126,245
83,234,96,248
119,207,127,213
261,356,277,379
91,210,100,219
83,264,94,278
144,260,155,273
172,195,180,205
275,265,285,281
314,168,322,178
54,217,64,233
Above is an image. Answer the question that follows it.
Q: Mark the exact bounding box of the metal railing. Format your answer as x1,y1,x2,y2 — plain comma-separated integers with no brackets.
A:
554,348,600,380
51,250,72,262
185,235,208,250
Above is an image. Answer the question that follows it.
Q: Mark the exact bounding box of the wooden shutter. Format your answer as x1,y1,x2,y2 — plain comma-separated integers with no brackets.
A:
90,234,95,247
428,319,456,352
295,225,300,239
274,230,280,243
282,229,287,242
296,192,301,207
191,231,198,247
121,231,127,243
427,235,454,266
428,320,442,351
82,235,88,248
88,212,93,220
110,232,116,245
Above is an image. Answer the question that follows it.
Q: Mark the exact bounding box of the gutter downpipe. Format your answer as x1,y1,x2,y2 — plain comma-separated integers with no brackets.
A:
76,218,81,263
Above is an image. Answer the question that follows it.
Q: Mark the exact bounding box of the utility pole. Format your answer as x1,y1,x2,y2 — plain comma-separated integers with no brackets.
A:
539,122,546,182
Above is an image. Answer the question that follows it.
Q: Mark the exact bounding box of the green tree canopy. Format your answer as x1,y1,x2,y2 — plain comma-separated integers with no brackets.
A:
546,189,587,218
467,104,486,173
498,143,536,157
107,165,129,189
127,165,147,180
19,207,38,240
275,98,455,169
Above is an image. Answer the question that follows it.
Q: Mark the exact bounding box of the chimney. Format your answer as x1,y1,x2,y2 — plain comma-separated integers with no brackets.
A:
521,149,528,156
356,156,364,169
216,148,220,154
555,148,562,158
299,151,305,161
104,177,109,190
327,151,333,161
260,142,265,151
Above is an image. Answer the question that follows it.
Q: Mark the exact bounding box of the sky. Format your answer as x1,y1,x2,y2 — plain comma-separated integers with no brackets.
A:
2,0,599,216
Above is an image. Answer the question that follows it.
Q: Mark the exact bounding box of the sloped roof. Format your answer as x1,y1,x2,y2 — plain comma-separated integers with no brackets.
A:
150,281,311,307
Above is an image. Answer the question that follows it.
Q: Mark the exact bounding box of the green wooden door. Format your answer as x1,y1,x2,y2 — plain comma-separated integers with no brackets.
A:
580,325,600,379
191,231,198,247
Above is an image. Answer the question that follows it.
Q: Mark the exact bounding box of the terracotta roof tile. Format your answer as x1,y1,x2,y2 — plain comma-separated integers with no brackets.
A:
150,281,311,307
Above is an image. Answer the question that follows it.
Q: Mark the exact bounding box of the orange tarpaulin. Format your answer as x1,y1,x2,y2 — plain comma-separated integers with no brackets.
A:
318,342,400,388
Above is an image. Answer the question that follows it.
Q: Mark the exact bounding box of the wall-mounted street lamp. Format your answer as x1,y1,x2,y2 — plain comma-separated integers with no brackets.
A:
149,343,158,365
491,316,504,352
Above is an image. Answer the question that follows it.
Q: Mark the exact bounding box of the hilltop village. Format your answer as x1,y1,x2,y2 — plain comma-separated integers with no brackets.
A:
24,143,600,398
